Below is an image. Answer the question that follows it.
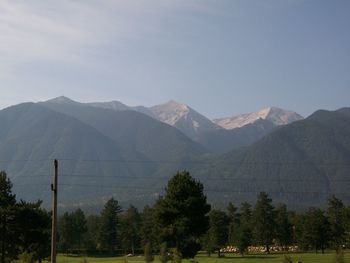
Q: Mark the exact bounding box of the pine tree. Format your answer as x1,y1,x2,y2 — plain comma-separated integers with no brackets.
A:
303,208,330,253
98,198,122,254
235,202,252,256
227,202,239,245
275,204,292,249
327,195,346,251
207,209,229,257
120,205,141,255
252,192,275,253
140,205,160,248
155,171,210,258
0,171,17,263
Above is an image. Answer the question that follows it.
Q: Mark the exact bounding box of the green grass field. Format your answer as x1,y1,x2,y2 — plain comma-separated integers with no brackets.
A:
56,251,350,263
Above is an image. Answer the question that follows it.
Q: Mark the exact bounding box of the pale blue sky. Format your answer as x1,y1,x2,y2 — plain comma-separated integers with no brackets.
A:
0,0,349,118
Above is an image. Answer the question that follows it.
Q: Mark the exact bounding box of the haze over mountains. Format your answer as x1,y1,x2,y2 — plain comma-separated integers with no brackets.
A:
0,96,348,210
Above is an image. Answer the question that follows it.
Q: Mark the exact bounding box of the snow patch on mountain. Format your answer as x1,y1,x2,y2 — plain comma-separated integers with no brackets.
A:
150,100,190,126
214,107,303,129
149,100,220,140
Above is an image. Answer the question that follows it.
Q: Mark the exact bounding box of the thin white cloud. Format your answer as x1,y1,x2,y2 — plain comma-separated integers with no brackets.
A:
0,0,228,109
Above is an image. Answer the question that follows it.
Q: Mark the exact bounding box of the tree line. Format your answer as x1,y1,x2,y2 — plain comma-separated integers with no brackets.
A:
0,171,51,263
1,170,350,263
57,171,350,258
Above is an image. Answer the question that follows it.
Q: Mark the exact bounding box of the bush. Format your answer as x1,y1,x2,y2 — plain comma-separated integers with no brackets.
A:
18,252,35,263
159,242,168,263
170,248,182,263
144,242,154,263
282,255,293,263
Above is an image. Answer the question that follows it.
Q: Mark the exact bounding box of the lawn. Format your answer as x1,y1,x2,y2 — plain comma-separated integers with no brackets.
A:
57,251,350,263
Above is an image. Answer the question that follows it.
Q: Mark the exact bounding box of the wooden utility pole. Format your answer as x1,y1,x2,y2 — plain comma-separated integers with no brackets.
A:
51,159,58,263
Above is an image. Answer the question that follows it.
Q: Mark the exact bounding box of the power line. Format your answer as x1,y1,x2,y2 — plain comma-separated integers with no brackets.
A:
0,158,350,166
54,183,350,195
0,159,52,163
12,182,350,195
11,172,350,182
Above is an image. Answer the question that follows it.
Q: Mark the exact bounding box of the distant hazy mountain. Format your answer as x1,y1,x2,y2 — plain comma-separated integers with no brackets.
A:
196,119,276,154
0,98,213,208
2,96,347,210
89,99,221,141
198,108,350,208
214,107,303,129
0,102,143,205
41,97,208,163
88,100,155,118
87,100,303,152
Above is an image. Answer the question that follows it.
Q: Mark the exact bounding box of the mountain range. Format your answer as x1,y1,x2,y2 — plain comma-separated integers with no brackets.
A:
85,97,303,153
0,96,348,210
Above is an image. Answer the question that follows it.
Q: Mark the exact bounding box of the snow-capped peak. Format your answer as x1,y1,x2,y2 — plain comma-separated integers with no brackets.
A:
149,100,220,140
150,100,190,126
213,107,303,129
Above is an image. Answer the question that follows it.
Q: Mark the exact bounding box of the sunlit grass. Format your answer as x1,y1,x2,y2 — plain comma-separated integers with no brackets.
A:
55,250,350,263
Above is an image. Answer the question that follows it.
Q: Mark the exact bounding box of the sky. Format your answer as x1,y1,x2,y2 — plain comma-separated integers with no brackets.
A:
0,0,349,118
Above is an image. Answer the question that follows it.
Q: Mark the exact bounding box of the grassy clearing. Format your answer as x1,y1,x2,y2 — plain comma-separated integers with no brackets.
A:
56,251,350,263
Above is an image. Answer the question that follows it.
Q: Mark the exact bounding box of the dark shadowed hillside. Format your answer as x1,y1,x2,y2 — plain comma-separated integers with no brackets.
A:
0,103,158,206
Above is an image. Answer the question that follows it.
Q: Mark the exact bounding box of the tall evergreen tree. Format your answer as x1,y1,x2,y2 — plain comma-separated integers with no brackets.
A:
58,212,75,251
155,171,211,258
275,204,292,249
84,215,100,251
120,205,141,255
98,198,122,254
15,201,51,263
302,208,330,253
234,202,252,256
140,205,160,248
72,208,87,250
205,209,229,257
0,171,17,263
240,202,252,229
59,209,87,251
252,192,275,253
327,195,346,250
226,202,240,245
